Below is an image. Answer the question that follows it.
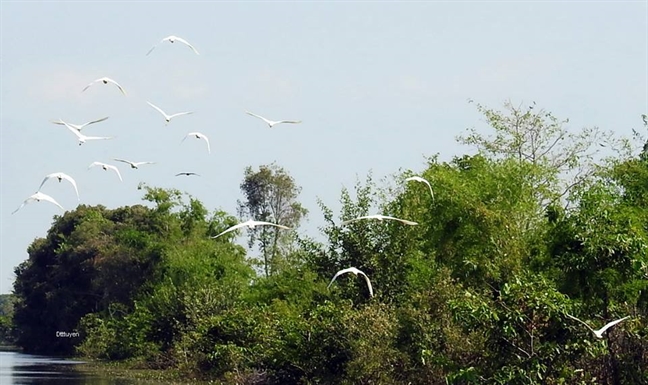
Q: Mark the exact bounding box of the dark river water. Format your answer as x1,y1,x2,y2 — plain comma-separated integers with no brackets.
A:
0,351,144,384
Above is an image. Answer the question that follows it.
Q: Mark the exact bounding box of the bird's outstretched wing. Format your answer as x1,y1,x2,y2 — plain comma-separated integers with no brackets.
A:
147,101,167,118
341,215,418,226
598,316,631,335
566,314,596,334
60,174,80,201
79,116,109,129
199,134,211,154
245,111,272,125
380,215,418,226
276,120,302,125
88,161,104,169
175,37,200,55
251,221,291,230
327,269,350,289
39,194,65,211
340,216,370,226
81,80,97,93
110,166,123,182
11,199,33,215
83,135,114,141
168,111,193,119
358,271,374,297
406,176,434,201
113,159,134,166
211,223,247,239
105,78,126,95
38,174,54,192
52,119,80,130
146,43,159,56
63,122,84,139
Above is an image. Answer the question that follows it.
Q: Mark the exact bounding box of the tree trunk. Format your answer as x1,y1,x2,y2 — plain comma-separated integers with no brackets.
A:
606,336,622,385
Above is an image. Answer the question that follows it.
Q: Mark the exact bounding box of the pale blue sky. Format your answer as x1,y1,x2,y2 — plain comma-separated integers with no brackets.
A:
1,1,646,294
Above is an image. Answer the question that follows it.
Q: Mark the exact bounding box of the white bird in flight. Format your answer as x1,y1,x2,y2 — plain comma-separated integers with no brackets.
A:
62,122,114,146
146,101,193,125
147,35,200,56
327,267,374,297
341,215,418,226
113,158,156,169
82,77,127,95
12,192,64,215
88,162,122,182
405,176,434,201
51,116,109,132
181,132,211,154
566,314,631,339
38,172,80,201
211,220,291,239
245,111,302,128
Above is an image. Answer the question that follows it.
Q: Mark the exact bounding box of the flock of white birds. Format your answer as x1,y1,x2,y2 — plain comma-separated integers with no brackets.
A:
9,35,631,340
10,35,302,214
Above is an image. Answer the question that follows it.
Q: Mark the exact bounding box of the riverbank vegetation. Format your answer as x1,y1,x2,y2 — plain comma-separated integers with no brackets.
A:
11,102,648,384
0,294,16,346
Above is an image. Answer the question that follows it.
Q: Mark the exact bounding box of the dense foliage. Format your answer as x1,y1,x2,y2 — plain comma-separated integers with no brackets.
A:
10,105,648,384
0,294,16,345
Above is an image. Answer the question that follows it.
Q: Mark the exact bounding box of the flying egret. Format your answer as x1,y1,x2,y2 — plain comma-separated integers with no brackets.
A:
51,116,109,132
62,122,114,146
88,162,122,182
341,215,418,226
175,172,200,177
12,192,64,215
38,172,80,201
405,176,434,201
146,101,193,124
566,314,631,339
327,267,374,297
113,158,156,169
82,77,126,95
245,111,302,128
181,132,210,154
211,220,291,239
147,35,200,55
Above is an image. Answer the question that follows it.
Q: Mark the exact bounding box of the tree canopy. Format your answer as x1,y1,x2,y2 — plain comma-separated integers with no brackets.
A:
10,103,648,384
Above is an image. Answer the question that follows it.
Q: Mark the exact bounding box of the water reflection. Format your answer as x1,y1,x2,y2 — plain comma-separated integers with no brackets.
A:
0,351,139,384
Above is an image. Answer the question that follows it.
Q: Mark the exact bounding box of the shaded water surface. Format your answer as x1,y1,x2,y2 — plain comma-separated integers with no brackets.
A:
0,351,141,384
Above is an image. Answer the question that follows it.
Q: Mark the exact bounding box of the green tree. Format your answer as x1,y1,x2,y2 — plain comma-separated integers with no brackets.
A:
11,204,164,354
545,148,648,383
237,162,308,277
0,295,15,345
11,185,236,355
0,294,15,318
10,104,648,384
457,100,630,209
